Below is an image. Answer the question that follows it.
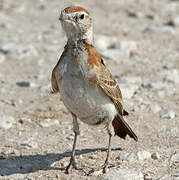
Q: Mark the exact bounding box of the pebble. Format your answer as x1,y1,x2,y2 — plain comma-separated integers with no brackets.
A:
0,53,5,63
100,168,143,180
142,82,172,91
120,150,151,163
172,16,179,27
39,118,59,127
20,140,38,149
110,40,138,52
143,25,176,35
163,69,179,83
171,153,179,163
118,83,139,99
151,152,160,160
160,109,175,119
16,81,31,87
95,35,116,51
5,174,24,180
172,173,179,177
0,43,37,60
149,103,161,114
118,76,142,85
0,115,15,129
19,117,31,124
102,49,129,61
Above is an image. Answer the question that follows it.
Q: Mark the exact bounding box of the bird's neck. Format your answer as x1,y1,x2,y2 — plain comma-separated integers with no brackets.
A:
67,26,94,46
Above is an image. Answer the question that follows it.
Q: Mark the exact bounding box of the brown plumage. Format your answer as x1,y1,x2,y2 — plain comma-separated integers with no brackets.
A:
51,6,138,174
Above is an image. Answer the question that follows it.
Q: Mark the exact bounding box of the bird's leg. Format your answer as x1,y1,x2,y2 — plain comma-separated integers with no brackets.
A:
65,113,81,174
102,133,112,173
88,130,114,175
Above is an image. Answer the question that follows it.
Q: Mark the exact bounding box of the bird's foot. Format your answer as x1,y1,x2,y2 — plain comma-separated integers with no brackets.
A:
88,161,115,175
65,157,82,174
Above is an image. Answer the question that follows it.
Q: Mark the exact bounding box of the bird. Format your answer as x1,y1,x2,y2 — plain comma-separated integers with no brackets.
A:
51,6,138,174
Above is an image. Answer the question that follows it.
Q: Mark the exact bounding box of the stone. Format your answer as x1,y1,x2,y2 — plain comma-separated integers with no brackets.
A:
163,69,179,83
120,150,151,163
110,40,138,52
171,153,179,163
118,76,142,85
149,103,161,114
0,115,15,129
39,118,59,127
95,35,116,51
19,117,31,124
172,173,179,177
151,152,160,160
136,150,152,161
20,140,38,149
100,168,143,180
0,53,5,63
143,25,176,35
16,81,30,87
172,16,179,27
102,49,129,61
0,42,37,60
142,82,172,91
160,109,175,119
118,83,139,99
117,76,140,99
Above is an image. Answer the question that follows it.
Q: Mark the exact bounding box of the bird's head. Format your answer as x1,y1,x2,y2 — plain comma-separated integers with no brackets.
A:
59,6,93,44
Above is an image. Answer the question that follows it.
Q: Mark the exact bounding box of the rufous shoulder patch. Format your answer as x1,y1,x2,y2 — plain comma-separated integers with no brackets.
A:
64,6,90,15
51,44,68,93
85,43,102,68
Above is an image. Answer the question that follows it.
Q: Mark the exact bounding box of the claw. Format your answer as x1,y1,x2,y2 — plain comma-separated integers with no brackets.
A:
65,157,82,174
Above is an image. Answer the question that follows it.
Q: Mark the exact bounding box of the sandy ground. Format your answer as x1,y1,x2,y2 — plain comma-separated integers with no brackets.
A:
0,0,178,179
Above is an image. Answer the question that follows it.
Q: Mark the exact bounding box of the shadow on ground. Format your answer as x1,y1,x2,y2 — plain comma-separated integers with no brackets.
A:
0,147,122,176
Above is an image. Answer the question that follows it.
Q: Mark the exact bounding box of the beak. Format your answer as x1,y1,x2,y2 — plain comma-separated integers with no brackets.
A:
59,10,69,21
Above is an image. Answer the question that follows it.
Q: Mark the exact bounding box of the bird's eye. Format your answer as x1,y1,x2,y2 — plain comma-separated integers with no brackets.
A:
80,14,84,19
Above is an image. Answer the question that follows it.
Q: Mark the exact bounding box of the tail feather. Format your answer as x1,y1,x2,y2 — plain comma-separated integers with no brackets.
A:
112,115,138,141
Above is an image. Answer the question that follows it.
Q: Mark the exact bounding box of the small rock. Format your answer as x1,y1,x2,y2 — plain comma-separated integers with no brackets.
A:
95,35,116,51
20,140,38,149
142,82,172,91
39,118,59,127
16,81,30,87
19,117,31,124
6,174,24,180
118,76,142,85
0,53,5,63
143,25,176,35
163,69,179,83
150,103,161,113
120,150,151,162
110,40,138,52
120,152,136,162
160,109,175,119
136,150,152,161
172,173,179,177
151,152,160,160
0,43,37,60
118,83,139,99
171,153,179,163
102,49,129,60
172,16,179,27
100,168,143,180
0,115,15,129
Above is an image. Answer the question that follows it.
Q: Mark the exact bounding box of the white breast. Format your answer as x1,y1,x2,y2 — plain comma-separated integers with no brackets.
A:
57,47,117,125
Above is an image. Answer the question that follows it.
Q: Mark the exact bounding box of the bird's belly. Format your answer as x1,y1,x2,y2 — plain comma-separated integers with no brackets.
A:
60,75,117,125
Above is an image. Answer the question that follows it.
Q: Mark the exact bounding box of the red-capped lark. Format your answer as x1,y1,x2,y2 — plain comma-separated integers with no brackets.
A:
51,6,138,174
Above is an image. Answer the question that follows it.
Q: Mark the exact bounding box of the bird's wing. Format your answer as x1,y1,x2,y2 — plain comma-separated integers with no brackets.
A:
51,44,67,93
85,43,123,115
97,64,124,116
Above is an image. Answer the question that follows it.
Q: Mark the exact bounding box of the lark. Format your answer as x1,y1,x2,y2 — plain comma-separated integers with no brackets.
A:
51,6,138,174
